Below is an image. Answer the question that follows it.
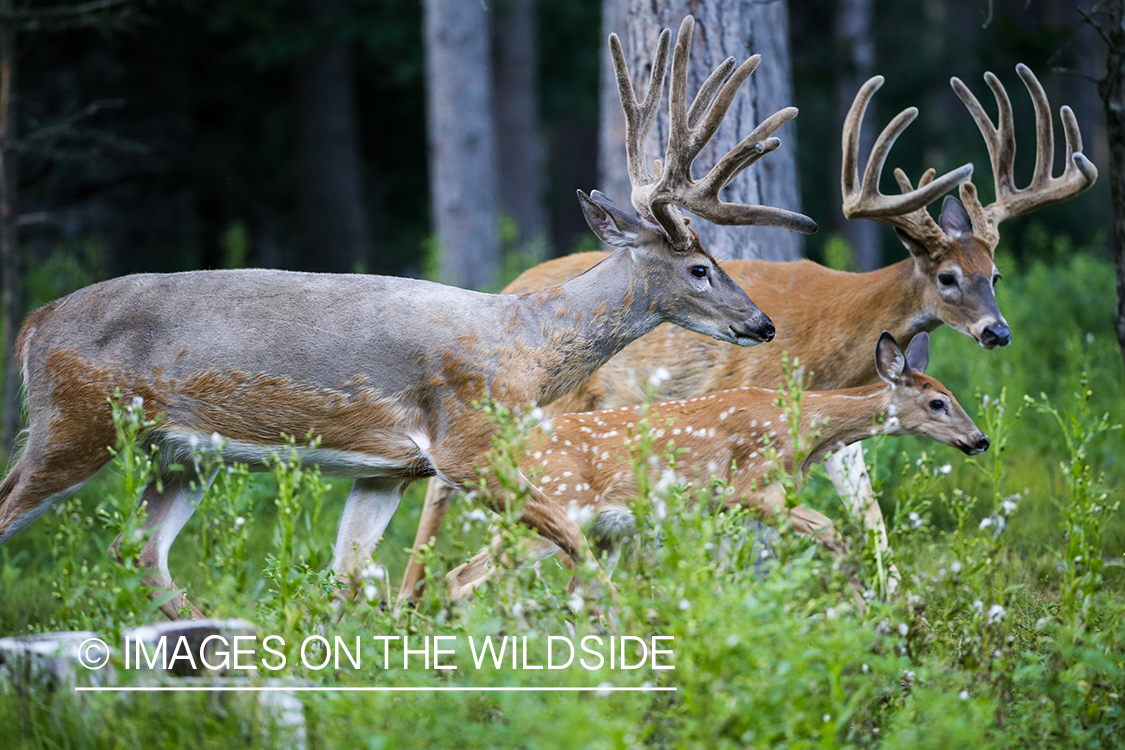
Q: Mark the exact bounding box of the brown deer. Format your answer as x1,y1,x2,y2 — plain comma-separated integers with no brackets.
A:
446,332,989,599
400,63,1096,602
0,16,816,619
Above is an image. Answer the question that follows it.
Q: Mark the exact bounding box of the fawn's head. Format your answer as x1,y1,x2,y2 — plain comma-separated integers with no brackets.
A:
875,332,990,455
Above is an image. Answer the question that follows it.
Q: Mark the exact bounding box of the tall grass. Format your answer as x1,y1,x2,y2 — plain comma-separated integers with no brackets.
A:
0,242,1122,748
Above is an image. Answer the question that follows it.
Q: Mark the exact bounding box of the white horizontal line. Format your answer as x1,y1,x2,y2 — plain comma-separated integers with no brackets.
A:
74,685,676,693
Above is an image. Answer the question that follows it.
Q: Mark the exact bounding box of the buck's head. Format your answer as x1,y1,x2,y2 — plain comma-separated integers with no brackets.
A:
897,195,1009,349
843,66,1096,351
600,16,818,347
579,190,774,345
875,331,989,455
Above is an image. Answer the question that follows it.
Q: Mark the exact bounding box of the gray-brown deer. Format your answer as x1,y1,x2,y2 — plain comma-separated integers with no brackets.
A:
446,332,989,599
400,62,1096,602
0,16,816,619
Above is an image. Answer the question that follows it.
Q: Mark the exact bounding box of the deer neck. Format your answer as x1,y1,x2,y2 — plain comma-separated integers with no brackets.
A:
507,250,661,407
796,383,893,472
847,259,936,346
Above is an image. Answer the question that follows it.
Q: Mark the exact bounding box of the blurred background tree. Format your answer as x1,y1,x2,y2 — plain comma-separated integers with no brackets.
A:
0,0,1115,448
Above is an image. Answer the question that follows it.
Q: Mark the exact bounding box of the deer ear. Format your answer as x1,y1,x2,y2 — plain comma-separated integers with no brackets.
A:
938,195,972,239
875,331,912,386
904,332,930,374
578,190,664,250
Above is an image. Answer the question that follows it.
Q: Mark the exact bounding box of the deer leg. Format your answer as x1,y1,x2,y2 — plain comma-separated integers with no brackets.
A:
397,478,457,604
331,477,408,599
448,533,561,601
824,443,900,595
751,484,846,555
116,469,217,620
0,429,112,546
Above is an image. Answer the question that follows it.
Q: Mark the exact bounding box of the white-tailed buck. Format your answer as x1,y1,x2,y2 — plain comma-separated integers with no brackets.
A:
400,63,1096,601
447,332,989,598
0,16,814,619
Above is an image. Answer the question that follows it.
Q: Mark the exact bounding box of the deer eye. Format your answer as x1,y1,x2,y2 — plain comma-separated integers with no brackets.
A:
937,272,956,287
992,273,1002,286
929,399,946,412
691,265,709,279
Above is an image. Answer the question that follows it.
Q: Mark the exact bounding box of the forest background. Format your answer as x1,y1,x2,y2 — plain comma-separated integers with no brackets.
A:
1,2,1124,747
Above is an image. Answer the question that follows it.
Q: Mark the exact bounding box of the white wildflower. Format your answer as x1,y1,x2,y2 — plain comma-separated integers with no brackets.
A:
648,367,672,388
465,508,491,524
959,690,969,700
360,562,386,581
979,517,993,530
908,512,922,529
565,503,595,525
937,464,952,475
988,604,1006,623
897,623,909,637
678,599,691,611
951,560,962,575
654,468,677,496
596,682,614,697
234,516,246,528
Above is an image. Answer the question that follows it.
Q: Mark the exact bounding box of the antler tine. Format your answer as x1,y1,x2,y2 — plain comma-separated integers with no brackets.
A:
701,106,794,195
686,56,738,129
951,64,1098,247
609,28,672,193
841,75,973,242
659,16,698,190
639,16,818,241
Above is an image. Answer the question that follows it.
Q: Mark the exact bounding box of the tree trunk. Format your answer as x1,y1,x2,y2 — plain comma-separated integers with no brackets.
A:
492,0,549,251
833,0,878,271
614,0,803,262
0,1,20,452
424,0,500,290
1098,0,1125,369
294,0,371,274
598,0,631,209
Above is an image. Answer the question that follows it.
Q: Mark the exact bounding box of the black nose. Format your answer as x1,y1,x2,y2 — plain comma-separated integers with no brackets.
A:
980,323,1011,347
761,319,775,343
975,434,991,453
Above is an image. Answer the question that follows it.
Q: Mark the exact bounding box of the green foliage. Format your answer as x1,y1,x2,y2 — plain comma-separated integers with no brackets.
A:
0,251,1123,747
23,239,105,309
823,233,857,272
